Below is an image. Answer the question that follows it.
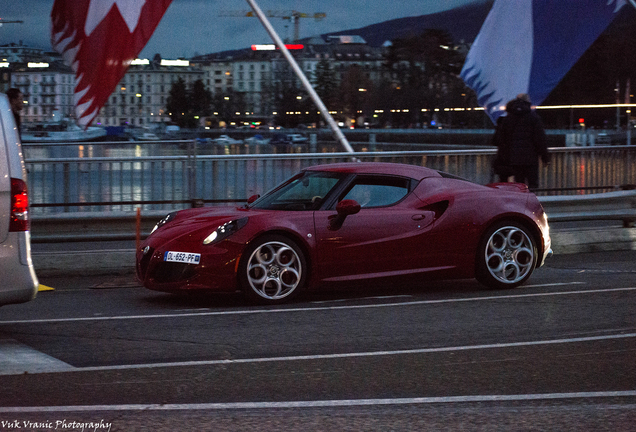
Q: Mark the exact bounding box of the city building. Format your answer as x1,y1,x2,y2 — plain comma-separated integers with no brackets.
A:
5,36,438,128
192,36,393,126
6,47,204,127
10,61,75,123
0,42,49,63
94,56,203,127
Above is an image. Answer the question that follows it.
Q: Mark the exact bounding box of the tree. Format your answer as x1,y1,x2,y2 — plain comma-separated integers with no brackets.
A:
273,83,308,128
166,78,212,128
339,64,373,127
188,79,212,117
166,77,188,126
211,91,246,125
383,29,467,126
312,58,339,111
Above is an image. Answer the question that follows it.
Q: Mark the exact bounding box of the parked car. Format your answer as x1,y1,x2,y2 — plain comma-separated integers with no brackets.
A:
270,133,308,145
0,94,38,306
137,162,551,304
269,133,290,145
244,134,270,145
213,135,243,145
287,133,308,143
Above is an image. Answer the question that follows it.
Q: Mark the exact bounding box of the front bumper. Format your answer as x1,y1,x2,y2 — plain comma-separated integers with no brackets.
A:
136,240,243,293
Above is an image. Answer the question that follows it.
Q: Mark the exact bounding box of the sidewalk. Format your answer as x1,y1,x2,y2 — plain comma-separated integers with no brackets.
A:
31,226,636,278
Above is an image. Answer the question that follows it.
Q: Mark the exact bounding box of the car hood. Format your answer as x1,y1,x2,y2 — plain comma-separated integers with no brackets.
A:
150,206,253,241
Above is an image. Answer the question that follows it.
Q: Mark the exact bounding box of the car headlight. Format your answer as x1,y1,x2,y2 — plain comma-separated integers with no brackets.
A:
203,218,248,245
151,212,177,234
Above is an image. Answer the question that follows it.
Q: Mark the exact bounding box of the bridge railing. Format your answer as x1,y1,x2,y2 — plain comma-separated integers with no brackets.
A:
29,189,636,243
24,142,636,215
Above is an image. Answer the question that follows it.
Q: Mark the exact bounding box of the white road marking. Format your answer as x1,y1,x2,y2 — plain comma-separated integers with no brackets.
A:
0,286,634,325
523,282,585,288
0,339,74,375
2,286,634,376
311,295,413,304
2,332,634,376
70,332,636,373
1,391,636,412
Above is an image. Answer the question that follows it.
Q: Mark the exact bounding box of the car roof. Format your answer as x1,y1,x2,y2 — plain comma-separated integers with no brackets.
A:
304,162,442,181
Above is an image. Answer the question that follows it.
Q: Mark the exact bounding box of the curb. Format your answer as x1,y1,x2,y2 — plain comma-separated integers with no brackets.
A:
549,227,636,255
31,228,636,278
33,249,136,277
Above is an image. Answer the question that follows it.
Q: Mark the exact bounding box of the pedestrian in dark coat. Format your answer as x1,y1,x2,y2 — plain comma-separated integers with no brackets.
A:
492,94,550,189
6,88,23,135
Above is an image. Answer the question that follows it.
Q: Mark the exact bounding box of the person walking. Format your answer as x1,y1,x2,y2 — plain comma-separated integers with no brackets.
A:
6,88,24,135
492,94,550,189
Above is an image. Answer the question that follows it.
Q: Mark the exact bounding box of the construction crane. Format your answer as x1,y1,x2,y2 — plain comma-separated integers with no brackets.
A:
219,10,326,42
0,19,24,27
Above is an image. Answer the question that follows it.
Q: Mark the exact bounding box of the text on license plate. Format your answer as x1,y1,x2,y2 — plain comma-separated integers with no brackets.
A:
164,251,201,264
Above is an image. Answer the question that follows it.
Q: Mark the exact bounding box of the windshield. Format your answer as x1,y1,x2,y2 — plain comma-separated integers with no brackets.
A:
249,171,343,211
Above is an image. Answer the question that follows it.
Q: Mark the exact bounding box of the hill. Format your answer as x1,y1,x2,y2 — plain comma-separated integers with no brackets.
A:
194,1,495,61
322,1,494,46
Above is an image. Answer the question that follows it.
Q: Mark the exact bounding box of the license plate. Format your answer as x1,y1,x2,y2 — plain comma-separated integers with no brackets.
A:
164,251,201,264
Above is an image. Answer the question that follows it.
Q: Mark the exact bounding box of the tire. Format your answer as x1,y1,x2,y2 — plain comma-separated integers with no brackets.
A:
475,220,538,289
238,234,307,304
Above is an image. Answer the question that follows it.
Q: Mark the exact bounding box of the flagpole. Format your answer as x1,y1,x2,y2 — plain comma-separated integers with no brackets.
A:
616,79,621,130
627,78,632,145
244,0,355,155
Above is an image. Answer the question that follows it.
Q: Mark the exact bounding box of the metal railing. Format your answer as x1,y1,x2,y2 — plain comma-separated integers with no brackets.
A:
24,141,636,214
540,190,636,228
29,190,636,243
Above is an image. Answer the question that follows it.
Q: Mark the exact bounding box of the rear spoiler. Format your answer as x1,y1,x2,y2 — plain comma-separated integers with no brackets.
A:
486,182,530,193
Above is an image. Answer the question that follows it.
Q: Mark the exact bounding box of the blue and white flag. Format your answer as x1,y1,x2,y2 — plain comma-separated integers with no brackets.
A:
460,0,630,123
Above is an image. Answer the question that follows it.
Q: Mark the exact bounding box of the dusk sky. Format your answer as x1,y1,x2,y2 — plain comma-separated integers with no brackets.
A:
1,0,488,59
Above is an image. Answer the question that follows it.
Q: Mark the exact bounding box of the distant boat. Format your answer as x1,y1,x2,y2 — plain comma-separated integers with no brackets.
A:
21,114,106,143
125,127,161,141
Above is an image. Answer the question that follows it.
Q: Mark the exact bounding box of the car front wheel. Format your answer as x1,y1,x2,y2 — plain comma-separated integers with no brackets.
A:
476,221,537,289
239,235,307,304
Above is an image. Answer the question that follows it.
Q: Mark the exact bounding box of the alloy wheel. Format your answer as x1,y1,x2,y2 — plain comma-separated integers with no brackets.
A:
484,226,535,284
246,241,302,300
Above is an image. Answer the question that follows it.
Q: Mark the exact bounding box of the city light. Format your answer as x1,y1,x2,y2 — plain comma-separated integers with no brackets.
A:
536,103,636,109
160,59,189,67
251,44,304,50
27,62,49,68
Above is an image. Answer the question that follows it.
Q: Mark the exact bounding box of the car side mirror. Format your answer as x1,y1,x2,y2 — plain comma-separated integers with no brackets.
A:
336,199,361,216
247,194,260,204
329,199,361,230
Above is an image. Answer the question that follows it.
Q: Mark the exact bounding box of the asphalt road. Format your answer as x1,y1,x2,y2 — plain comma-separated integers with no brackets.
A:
0,250,634,431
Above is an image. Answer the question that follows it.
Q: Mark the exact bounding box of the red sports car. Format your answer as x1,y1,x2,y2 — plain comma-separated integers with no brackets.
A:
136,162,551,304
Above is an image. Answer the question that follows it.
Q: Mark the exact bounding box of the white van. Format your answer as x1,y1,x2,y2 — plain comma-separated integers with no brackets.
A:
0,93,38,305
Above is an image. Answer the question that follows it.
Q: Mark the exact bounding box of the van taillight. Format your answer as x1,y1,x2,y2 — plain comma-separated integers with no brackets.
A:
10,178,29,232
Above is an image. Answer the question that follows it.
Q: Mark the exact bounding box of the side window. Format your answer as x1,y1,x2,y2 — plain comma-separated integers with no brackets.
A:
250,172,342,211
341,176,412,208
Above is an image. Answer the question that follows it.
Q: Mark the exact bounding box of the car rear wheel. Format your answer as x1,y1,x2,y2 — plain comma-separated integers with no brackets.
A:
239,235,307,304
476,221,537,289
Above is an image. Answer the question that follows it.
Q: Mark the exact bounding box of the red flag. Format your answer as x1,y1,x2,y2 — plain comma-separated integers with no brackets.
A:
51,0,172,128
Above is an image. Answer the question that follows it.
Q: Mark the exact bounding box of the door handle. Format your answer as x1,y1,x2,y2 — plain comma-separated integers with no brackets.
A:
412,214,427,221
